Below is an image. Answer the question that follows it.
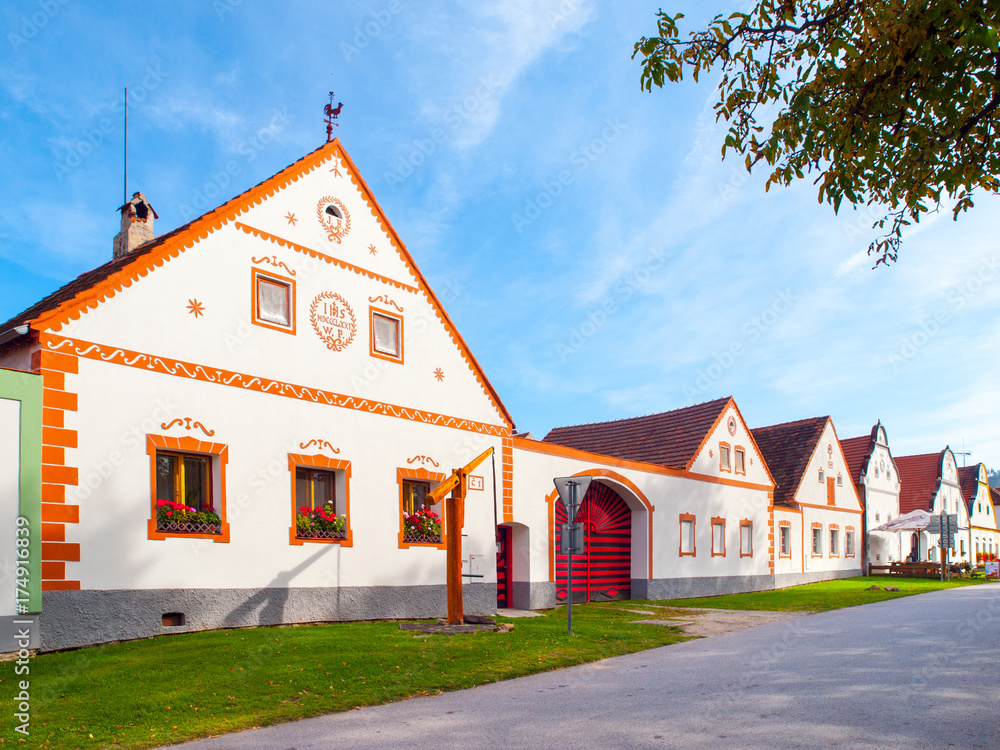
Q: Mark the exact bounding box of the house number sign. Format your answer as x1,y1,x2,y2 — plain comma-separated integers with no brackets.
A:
310,292,356,351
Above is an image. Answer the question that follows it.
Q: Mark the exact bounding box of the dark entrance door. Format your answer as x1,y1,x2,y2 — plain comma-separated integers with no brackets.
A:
555,481,632,603
496,525,512,608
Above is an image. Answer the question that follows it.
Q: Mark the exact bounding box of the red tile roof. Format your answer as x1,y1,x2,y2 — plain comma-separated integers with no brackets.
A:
541,397,731,470
895,452,945,514
750,416,829,506
991,486,1000,511
840,427,877,485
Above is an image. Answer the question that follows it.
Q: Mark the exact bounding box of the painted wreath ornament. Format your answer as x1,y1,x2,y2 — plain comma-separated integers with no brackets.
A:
310,292,357,351
317,195,351,244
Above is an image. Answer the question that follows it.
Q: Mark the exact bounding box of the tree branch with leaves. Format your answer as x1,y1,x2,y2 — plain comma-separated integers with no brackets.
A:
634,1,1000,266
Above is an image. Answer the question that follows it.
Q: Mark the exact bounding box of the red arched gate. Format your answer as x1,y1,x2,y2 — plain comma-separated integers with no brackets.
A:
555,481,632,602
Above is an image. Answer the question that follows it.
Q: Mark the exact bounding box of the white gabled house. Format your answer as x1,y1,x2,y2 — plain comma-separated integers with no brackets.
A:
0,140,516,651
751,417,865,584
507,397,776,606
895,448,971,565
841,422,903,569
960,463,999,564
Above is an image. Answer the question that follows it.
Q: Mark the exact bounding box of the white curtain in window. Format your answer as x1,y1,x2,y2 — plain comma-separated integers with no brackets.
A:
258,279,289,325
373,314,399,356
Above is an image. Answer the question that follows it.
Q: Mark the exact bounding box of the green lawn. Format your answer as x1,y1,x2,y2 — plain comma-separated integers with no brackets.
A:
0,605,687,750
648,575,988,612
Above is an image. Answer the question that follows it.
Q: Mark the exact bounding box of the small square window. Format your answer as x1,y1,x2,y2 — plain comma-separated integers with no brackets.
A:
735,448,745,475
294,468,346,541
252,269,295,334
812,527,823,556
371,309,403,362
779,526,791,557
148,435,229,543
719,444,731,472
837,474,843,486
398,468,445,548
818,468,825,482
846,530,855,557
830,529,840,556
289,455,352,546
156,451,213,516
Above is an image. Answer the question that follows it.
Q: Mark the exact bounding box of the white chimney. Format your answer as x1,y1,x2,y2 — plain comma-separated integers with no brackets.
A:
113,192,158,259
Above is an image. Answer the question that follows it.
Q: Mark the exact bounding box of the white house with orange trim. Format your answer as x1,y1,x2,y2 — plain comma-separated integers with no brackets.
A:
960,463,999,564
502,397,777,608
895,448,971,565
752,417,864,583
0,140,515,650
841,422,903,568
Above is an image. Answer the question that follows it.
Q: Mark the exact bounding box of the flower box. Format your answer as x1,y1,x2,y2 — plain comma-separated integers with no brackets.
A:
403,508,441,542
156,498,221,536
157,520,222,535
295,505,346,540
296,527,347,541
402,532,442,545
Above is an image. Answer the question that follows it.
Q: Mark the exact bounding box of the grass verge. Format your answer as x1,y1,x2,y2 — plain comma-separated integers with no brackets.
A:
647,575,988,612
0,605,686,750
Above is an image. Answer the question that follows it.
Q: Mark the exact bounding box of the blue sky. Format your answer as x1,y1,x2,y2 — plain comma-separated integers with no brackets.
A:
2,1,999,468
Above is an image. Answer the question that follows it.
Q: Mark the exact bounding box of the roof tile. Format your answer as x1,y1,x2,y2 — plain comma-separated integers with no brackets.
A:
541,397,731,470
895,452,944,514
750,416,829,506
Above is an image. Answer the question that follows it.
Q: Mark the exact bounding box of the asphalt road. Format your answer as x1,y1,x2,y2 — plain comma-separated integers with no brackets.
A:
170,585,1000,750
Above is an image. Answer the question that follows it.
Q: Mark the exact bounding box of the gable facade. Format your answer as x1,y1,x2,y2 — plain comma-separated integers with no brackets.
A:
895,449,971,564
842,423,902,567
0,140,514,650
962,463,999,562
753,418,864,583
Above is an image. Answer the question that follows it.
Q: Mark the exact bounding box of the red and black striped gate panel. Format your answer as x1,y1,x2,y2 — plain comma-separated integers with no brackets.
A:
555,481,631,602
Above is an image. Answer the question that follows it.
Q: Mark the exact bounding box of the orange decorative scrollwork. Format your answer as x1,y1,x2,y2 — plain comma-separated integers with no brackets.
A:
368,295,403,312
317,196,351,244
251,255,296,276
160,417,216,437
310,292,357,351
406,455,440,467
299,439,340,454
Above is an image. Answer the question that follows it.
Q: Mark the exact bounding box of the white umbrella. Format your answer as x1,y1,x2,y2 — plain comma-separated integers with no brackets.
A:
872,509,931,532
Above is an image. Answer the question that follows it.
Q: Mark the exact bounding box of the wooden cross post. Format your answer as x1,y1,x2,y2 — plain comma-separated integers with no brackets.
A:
426,448,494,627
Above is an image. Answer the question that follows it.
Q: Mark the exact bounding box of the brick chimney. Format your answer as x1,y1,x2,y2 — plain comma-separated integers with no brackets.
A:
113,192,158,259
